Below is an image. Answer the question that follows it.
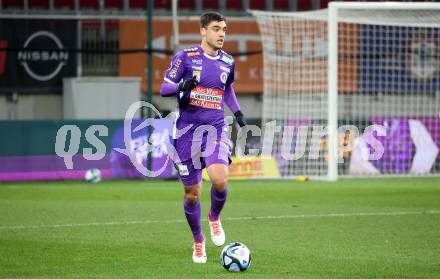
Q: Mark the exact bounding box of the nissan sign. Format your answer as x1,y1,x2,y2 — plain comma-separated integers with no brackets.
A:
0,19,77,93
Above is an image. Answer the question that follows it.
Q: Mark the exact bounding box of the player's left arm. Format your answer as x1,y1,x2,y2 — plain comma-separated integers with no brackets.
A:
224,63,246,127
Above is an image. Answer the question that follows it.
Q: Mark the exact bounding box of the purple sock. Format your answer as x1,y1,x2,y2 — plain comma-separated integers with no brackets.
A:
183,198,204,243
209,186,228,220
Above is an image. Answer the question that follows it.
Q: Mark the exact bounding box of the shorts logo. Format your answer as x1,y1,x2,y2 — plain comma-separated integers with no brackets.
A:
168,59,182,79
176,163,189,176
220,71,228,84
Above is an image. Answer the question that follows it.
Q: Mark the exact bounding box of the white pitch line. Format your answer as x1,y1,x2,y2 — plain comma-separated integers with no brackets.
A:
1,210,439,231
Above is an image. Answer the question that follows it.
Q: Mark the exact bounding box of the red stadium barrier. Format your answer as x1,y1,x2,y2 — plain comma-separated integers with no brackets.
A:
0,40,7,76
320,0,330,9
1,0,438,12
274,0,289,10
249,0,265,10
80,0,99,9
297,0,312,11
130,0,171,9
29,0,49,8
105,0,123,9
226,0,241,10
179,0,195,9
54,0,74,9
129,0,145,9
155,0,171,9
204,0,219,10
2,0,22,8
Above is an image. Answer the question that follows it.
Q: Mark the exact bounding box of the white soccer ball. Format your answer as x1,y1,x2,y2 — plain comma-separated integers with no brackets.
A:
84,168,101,183
220,242,252,272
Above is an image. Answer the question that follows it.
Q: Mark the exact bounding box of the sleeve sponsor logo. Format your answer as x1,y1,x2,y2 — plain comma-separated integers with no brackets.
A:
189,85,224,110
168,58,182,79
220,53,233,65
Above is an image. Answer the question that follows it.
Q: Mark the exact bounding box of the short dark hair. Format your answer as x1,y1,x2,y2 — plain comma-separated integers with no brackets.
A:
200,12,226,28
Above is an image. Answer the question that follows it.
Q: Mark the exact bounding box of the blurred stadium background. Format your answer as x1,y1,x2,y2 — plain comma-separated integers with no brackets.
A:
1,1,440,277
1,0,439,181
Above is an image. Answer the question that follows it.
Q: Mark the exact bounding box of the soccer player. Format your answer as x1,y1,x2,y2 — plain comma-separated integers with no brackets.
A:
159,12,246,263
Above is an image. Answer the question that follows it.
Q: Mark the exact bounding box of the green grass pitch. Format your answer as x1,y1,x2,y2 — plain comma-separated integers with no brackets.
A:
1,178,439,278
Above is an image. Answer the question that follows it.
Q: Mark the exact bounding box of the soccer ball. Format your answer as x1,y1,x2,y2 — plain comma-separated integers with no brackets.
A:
220,242,251,272
84,168,101,183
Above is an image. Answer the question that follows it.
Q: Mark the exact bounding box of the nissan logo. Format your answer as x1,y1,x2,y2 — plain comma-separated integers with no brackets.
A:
17,31,69,81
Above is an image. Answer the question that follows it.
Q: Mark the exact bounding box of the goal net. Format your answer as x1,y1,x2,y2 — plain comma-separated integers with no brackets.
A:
250,3,440,180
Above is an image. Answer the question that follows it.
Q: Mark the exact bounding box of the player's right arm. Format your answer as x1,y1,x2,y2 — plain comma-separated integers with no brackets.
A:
160,51,185,97
160,51,198,98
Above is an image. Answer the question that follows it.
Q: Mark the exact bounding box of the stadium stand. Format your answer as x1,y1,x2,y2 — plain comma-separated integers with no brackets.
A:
0,0,436,15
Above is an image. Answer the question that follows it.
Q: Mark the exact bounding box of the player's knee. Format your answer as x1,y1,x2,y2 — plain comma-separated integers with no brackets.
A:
211,175,228,190
185,192,200,204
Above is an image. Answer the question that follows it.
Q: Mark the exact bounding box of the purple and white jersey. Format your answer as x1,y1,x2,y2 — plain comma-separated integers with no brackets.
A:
163,45,236,141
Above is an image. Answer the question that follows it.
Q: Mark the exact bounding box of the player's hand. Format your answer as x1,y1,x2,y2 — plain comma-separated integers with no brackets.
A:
177,77,198,109
234,110,247,127
178,76,198,92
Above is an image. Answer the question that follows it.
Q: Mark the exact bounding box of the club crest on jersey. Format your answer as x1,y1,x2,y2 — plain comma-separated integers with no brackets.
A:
220,72,228,84
220,53,233,65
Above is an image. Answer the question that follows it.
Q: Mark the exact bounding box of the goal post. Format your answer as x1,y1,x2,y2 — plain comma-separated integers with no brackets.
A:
251,2,440,181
